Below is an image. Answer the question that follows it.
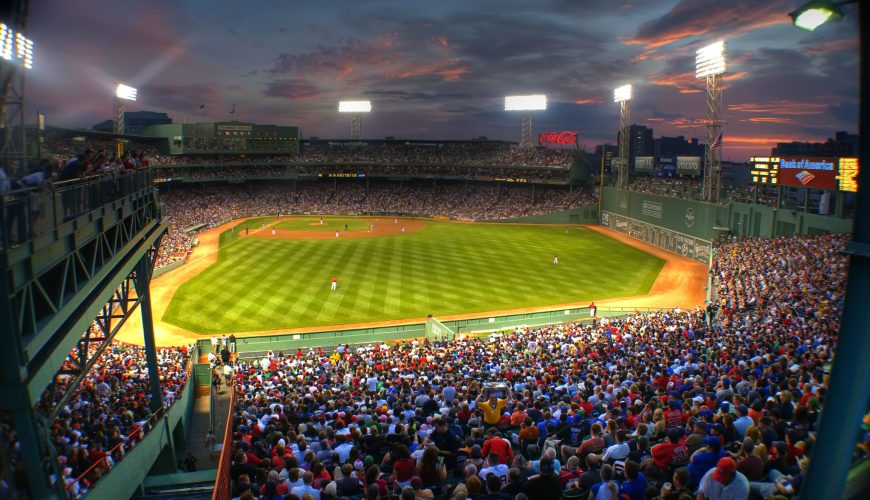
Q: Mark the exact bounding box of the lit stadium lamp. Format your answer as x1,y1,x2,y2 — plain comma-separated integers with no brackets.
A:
695,40,726,79
338,100,372,113
1,22,34,69
613,84,632,103
116,83,138,101
505,95,547,148
504,94,547,111
339,100,371,140
789,0,848,31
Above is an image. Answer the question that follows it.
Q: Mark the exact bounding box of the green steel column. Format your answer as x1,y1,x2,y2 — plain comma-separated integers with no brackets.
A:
801,3,870,498
135,256,164,414
0,267,55,497
803,188,809,213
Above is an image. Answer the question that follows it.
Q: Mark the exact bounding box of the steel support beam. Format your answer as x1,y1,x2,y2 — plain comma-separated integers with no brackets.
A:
617,101,630,189
702,73,722,203
801,3,870,498
135,247,164,413
520,113,533,149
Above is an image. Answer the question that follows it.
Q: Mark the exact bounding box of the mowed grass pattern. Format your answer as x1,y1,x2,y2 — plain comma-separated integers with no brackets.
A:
162,220,665,333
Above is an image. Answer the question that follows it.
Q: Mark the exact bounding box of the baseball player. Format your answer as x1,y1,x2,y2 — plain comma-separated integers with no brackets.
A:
331,277,337,291
553,254,559,264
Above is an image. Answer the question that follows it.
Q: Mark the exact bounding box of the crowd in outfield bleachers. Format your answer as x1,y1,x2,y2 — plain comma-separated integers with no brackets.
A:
205,233,864,500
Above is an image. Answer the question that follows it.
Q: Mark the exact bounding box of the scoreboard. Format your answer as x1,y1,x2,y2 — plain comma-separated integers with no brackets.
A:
750,156,779,185
838,158,859,193
750,156,859,192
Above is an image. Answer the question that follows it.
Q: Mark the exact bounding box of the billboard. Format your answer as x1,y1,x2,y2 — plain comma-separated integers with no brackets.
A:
634,156,654,173
676,156,701,177
538,131,578,147
777,157,838,190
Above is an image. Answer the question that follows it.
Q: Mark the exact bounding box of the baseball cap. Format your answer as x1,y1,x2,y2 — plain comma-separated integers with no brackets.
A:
704,436,720,448
712,457,737,483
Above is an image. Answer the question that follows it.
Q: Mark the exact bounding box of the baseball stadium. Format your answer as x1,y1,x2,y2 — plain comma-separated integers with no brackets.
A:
1,1,869,500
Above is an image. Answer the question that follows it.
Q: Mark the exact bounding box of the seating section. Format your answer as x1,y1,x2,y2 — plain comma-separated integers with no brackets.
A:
215,234,859,499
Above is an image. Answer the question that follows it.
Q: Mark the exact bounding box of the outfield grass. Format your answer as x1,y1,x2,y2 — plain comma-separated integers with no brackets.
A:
162,219,665,333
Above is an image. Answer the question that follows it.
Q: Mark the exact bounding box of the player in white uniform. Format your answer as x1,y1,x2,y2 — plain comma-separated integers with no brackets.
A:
553,254,559,264
331,277,337,290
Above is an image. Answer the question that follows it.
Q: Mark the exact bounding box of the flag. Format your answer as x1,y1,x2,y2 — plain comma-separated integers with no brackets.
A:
709,133,723,150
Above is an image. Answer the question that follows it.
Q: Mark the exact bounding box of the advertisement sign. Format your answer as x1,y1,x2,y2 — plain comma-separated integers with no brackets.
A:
676,156,701,177
777,157,837,190
538,131,578,146
634,156,654,173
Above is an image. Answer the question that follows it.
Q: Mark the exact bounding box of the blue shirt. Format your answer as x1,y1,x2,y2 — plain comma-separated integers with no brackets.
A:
620,472,648,500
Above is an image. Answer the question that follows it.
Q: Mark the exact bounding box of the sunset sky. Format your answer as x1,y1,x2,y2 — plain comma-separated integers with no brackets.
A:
25,0,860,160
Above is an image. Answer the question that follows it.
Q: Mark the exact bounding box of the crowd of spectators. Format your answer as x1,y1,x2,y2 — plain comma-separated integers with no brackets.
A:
299,143,575,168
152,164,570,184
154,182,597,268
214,233,858,500
34,324,192,498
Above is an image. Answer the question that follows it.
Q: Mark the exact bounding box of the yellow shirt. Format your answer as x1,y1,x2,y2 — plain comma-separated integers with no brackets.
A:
480,399,507,425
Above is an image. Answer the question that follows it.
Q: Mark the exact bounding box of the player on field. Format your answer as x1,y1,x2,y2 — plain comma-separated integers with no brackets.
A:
553,254,559,264
331,277,337,290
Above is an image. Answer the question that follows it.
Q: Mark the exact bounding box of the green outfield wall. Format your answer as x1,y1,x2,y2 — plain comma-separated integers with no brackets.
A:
600,188,853,264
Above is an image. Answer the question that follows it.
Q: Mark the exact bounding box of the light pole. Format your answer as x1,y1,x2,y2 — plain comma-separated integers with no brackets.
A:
695,40,726,203
505,94,547,148
338,100,371,140
114,83,137,156
613,85,632,190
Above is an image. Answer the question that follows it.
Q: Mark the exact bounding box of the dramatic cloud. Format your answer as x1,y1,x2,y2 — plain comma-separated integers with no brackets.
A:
23,0,859,159
626,0,793,48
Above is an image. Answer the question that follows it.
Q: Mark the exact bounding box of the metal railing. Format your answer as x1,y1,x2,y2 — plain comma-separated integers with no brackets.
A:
211,382,235,500
0,168,154,251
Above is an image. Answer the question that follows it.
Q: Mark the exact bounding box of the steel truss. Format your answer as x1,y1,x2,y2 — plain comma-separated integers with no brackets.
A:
0,0,29,177
350,113,362,140
702,73,722,203
617,100,631,189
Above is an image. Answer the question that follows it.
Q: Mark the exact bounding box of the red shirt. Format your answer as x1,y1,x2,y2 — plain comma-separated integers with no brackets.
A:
651,441,678,469
482,436,514,465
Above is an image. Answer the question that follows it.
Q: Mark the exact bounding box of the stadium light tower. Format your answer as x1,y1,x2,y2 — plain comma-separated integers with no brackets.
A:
114,83,137,155
338,100,371,140
613,84,632,190
696,40,726,203
505,94,547,148
0,22,35,176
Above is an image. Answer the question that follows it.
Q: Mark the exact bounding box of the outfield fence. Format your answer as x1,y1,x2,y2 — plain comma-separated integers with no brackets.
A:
195,304,687,358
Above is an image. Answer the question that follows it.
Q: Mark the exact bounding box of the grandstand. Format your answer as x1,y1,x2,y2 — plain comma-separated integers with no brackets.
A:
1,2,868,500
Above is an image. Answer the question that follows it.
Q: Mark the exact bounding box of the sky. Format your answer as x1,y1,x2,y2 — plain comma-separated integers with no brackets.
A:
25,0,860,160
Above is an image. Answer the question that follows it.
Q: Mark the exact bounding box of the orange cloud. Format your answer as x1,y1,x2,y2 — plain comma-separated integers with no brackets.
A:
729,101,827,115
648,70,703,93
746,117,794,124
625,1,791,49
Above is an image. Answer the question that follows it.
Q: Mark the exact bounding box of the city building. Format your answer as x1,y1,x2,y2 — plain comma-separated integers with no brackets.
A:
772,131,858,157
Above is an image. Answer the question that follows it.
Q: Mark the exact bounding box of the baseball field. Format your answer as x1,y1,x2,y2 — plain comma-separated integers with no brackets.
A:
160,217,665,334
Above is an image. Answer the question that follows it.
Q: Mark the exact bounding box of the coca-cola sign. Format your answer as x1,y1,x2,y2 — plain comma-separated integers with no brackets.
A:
538,130,578,146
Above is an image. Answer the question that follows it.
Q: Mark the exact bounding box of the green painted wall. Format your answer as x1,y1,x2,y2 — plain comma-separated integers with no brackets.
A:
601,187,720,241
725,202,853,237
